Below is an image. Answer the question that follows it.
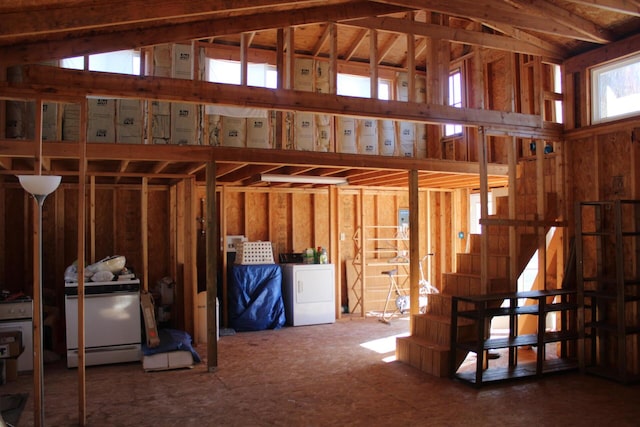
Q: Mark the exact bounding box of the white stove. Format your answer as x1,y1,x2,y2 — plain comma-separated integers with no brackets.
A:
64,279,142,368
0,298,34,372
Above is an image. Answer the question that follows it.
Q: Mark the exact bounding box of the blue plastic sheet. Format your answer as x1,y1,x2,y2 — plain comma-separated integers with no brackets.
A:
142,328,201,363
228,264,285,331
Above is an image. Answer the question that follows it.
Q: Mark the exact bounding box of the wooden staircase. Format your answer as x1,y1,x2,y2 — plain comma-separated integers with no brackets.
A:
396,227,516,376
396,192,556,377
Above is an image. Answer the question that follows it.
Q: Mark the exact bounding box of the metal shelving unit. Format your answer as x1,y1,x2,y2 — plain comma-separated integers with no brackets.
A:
450,289,579,387
576,200,640,383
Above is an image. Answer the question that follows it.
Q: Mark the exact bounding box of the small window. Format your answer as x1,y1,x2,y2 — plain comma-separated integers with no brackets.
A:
591,53,640,124
337,74,370,98
61,50,140,75
336,74,391,100
207,59,277,88
445,69,463,136
553,64,564,124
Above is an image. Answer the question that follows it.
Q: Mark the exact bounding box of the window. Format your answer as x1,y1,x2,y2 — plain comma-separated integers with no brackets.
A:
445,69,463,136
61,50,140,75
591,53,640,124
207,59,277,88
552,64,563,124
337,73,391,100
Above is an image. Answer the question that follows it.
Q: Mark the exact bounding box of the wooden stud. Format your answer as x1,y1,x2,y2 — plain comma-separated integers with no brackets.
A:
508,136,518,286
141,177,149,290
77,98,87,426
478,126,489,294
409,170,420,329
206,162,218,370
369,29,378,99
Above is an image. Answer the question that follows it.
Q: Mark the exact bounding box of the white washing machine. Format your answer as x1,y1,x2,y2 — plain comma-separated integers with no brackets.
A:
281,264,335,326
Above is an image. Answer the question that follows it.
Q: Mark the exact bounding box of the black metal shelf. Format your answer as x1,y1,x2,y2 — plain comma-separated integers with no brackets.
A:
576,200,640,384
450,289,578,387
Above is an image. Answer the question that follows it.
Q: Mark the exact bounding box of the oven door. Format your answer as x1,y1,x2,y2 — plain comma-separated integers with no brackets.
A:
65,291,141,350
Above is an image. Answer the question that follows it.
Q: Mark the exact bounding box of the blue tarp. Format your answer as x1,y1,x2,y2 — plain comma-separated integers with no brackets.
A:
142,328,201,363
228,264,285,331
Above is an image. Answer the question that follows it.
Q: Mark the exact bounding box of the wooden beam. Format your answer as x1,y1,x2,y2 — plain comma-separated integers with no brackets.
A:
408,169,420,331
561,0,640,17
344,28,368,61
0,2,408,66
206,162,218,370
1,138,512,178
0,0,349,38
378,34,401,64
376,0,609,43
346,15,565,60
9,64,550,134
141,177,149,291
312,24,331,57
76,98,87,426
564,32,640,73
511,0,615,43
369,29,379,99
478,127,489,294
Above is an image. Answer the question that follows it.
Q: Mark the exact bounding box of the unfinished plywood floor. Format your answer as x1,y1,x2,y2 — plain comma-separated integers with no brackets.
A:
2,315,640,426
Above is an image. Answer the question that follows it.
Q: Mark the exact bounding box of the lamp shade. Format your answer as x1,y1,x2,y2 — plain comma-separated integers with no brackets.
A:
17,175,62,196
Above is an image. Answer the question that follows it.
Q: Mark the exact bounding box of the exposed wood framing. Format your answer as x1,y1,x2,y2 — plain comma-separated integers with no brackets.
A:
206,162,218,370
76,99,88,426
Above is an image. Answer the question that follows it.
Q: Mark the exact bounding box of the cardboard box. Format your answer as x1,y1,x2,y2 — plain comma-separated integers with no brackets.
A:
0,331,22,359
140,291,160,348
1,359,18,382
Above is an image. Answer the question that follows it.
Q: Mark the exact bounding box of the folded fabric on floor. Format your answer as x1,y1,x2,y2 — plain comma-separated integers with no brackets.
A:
0,393,27,426
142,328,201,363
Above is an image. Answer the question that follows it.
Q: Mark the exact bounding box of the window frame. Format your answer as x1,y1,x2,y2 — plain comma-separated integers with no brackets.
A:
590,52,640,125
444,67,464,137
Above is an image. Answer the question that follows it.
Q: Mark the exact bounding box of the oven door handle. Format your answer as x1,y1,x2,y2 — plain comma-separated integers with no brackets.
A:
66,291,139,299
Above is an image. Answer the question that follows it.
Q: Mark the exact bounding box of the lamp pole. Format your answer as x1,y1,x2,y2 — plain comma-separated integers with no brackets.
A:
18,175,61,427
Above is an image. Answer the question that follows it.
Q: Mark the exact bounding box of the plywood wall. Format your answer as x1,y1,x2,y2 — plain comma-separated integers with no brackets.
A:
195,185,463,317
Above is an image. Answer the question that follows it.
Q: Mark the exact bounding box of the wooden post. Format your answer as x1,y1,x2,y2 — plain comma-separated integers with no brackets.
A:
358,188,365,317
206,162,218,370
330,185,341,318
508,137,518,286
478,127,489,294
141,177,149,291
536,139,546,290
369,29,378,99
77,98,87,426
408,170,420,332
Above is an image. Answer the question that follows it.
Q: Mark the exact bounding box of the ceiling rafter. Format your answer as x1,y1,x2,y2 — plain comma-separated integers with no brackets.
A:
345,15,565,61
378,33,402,64
561,0,640,17
343,28,369,61
0,2,409,65
375,0,611,43
312,24,332,56
510,0,614,43
0,0,342,38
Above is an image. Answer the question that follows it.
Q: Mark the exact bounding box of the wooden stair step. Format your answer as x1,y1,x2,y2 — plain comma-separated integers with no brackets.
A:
411,313,473,346
456,252,510,277
442,273,514,296
396,336,451,378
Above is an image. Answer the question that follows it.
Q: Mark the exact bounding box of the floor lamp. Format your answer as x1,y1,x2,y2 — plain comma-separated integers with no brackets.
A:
17,175,61,427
